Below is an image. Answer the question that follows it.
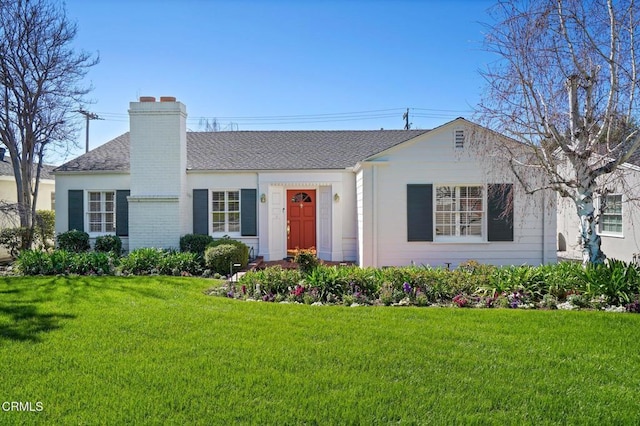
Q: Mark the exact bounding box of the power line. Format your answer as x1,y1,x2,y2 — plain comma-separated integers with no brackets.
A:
89,106,472,129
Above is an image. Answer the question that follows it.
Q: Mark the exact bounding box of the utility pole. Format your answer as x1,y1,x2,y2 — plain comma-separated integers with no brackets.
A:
77,109,102,153
403,108,411,130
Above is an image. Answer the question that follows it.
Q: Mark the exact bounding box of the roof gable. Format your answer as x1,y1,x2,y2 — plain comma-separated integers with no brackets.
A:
362,117,472,162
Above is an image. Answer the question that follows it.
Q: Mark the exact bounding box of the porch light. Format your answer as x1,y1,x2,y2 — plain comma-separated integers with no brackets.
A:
260,193,267,203
334,193,340,202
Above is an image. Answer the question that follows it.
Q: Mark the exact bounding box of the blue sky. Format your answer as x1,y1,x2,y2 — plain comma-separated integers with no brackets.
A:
63,0,497,161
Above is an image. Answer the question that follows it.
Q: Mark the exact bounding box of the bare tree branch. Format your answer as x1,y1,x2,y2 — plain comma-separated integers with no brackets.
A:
0,0,97,248
478,0,640,265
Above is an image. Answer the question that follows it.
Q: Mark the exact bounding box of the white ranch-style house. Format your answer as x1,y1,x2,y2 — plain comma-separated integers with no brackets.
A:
54,97,557,268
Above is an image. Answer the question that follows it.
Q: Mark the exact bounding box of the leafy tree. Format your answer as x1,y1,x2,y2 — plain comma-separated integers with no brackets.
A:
479,0,640,265
0,0,97,249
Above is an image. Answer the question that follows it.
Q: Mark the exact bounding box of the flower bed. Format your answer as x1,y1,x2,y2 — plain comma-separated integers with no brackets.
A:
209,259,640,312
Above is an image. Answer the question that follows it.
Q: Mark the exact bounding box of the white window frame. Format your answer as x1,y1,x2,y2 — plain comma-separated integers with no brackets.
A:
434,184,485,242
599,193,623,237
211,190,241,236
86,190,116,236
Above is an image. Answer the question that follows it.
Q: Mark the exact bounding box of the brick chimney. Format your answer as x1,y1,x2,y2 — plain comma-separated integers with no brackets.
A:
127,96,189,250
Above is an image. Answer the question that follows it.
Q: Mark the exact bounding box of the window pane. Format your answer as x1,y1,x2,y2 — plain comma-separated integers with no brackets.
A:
212,212,225,232
89,212,102,232
228,199,240,212
467,225,482,236
212,192,225,212
602,194,623,234
228,212,240,232
467,186,482,198
89,191,101,212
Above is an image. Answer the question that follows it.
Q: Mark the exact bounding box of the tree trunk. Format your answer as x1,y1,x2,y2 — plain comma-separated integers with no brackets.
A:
575,193,605,266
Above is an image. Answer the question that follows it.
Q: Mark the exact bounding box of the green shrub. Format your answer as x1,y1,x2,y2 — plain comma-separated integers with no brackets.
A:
207,237,249,267
118,248,202,276
204,244,244,275
35,210,55,249
305,266,345,301
179,234,214,257
94,235,123,254
57,229,90,253
16,249,115,276
294,248,320,275
15,249,53,275
536,262,585,299
157,252,202,276
581,259,640,305
239,266,302,299
119,248,165,275
70,251,114,275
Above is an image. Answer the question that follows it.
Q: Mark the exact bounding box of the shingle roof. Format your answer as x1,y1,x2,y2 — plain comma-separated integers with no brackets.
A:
55,129,430,172
0,157,55,180
54,133,130,172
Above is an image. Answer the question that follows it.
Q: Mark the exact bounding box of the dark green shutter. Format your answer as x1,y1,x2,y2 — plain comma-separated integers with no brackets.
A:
407,184,433,242
116,190,130,237
488,183,514,242
193,189,209,235
68,190,84,231
241,189,257,236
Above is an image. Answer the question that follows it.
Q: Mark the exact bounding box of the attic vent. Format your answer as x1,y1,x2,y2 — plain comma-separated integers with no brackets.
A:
454,129,465,149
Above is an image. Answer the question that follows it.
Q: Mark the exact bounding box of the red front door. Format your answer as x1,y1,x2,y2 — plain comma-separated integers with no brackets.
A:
287,190,316,252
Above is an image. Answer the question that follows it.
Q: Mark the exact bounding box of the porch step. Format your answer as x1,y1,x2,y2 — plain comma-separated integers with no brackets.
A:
248,256,264,271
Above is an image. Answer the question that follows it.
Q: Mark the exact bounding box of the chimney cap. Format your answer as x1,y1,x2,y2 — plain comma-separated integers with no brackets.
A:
139,96,156,102
160,96,177,102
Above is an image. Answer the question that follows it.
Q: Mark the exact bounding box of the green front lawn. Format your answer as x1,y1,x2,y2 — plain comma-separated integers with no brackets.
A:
1,276,640,424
